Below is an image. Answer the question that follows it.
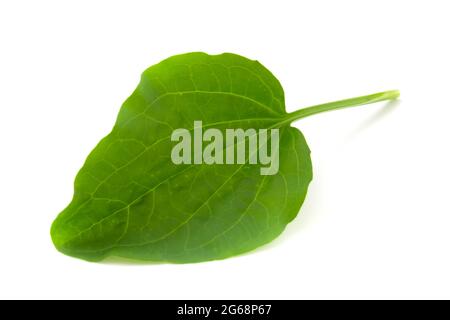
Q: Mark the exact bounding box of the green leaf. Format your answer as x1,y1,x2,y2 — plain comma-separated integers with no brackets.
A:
51,52,399,263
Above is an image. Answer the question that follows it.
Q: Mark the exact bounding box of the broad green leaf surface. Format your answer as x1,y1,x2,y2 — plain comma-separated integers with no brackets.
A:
51,52,311,262
51,52,399,263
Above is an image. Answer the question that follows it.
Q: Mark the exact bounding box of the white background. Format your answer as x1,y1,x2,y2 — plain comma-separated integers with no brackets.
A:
1,0,449,300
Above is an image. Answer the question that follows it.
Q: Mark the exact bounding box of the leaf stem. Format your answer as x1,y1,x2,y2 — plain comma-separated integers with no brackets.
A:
279,90,400,126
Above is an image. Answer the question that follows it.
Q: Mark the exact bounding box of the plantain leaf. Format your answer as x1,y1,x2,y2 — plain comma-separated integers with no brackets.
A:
51,52,399,263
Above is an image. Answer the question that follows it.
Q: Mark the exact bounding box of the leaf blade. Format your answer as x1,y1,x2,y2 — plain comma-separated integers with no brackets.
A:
51,52,312,263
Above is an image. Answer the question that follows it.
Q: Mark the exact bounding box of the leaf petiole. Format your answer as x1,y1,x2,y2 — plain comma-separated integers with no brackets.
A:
279,90,400,126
